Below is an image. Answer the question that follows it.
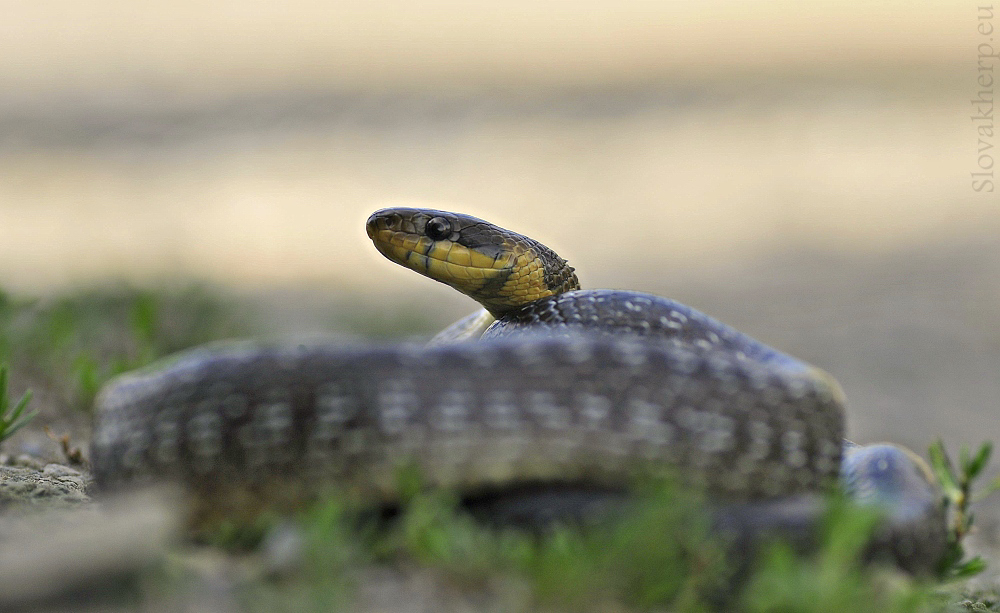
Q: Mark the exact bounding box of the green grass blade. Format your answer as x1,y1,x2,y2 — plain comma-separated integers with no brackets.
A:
973,476,1000,503
6,389,32,423
928,440,960,497
966,442,992,480
950,556,988,579
0,364,8,414
1,408,38,439
0,364,36,445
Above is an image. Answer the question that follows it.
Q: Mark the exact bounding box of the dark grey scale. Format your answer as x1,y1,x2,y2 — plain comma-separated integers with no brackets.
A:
484,290,794,367
454,220,571,284
106,343,812,544
452,221,523,262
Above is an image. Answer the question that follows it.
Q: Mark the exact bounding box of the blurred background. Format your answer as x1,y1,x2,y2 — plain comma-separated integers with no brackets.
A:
0,0,997,567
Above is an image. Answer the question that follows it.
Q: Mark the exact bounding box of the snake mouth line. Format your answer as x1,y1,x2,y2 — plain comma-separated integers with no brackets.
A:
371,227,515,282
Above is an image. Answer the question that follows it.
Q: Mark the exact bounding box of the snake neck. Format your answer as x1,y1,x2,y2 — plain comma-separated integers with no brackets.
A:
367,207,580,318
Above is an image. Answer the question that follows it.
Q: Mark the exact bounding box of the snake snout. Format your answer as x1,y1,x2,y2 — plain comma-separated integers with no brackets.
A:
366,210,404,239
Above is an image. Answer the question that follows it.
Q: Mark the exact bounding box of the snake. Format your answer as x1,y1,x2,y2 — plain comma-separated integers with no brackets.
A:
90,207,947,574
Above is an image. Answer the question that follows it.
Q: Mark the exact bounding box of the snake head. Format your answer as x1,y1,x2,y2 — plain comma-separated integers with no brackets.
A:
367,207,579,317
841,443,941,521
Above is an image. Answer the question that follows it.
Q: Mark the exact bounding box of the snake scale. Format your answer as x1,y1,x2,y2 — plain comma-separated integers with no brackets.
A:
91,207,946,573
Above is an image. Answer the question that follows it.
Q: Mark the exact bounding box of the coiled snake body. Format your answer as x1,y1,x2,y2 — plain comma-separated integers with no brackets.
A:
91,208,946,572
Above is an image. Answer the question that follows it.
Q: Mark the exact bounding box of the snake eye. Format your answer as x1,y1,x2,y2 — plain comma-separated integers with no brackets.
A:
425,217,452,241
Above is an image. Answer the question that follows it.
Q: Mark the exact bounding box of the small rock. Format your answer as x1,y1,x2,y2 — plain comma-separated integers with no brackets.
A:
0,488,180,610
13,454,46,471
261,521,305,577
0,462,90,508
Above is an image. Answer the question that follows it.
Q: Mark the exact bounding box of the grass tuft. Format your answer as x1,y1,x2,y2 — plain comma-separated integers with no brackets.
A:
929,440,1000,580
248,459,1000,612
0,363,36,448
741,494,934,613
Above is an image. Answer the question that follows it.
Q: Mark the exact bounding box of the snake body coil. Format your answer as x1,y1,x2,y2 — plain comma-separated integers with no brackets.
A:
91,207,946,572
91,334,842,501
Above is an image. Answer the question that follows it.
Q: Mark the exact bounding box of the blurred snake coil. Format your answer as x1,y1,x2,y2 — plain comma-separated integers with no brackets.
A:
90,207,947,573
